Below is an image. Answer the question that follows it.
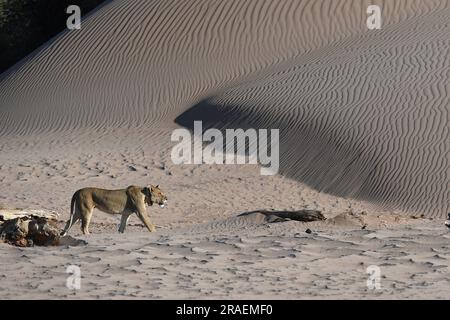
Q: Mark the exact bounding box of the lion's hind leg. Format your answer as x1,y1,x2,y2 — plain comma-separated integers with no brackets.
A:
118,210,132,233
80,206,94,235
61,201,81,236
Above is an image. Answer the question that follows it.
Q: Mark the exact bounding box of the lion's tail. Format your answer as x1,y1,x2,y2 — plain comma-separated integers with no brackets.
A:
60,192,78,236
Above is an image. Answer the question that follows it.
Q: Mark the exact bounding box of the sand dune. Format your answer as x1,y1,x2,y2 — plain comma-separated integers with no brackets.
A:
3,0,446,216
0,0,448,216
177,6,450,216
1,0,448,133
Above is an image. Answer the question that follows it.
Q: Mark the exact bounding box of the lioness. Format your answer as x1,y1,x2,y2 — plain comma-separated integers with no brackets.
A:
60,185,167,236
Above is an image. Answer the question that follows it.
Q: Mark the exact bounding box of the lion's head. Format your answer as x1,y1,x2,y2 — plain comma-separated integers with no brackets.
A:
143,185,167,208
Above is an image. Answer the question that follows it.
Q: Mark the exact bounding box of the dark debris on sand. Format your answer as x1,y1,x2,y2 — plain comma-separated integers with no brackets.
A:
0,216,60,247
240,209,326,223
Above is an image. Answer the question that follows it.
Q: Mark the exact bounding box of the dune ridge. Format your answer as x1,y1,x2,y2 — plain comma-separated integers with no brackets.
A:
0,0,449,217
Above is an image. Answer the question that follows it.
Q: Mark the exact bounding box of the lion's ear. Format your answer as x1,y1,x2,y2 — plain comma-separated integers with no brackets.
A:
156,185,159,188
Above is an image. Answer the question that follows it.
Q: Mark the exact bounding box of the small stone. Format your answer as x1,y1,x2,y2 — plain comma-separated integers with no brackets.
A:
305,228,312,234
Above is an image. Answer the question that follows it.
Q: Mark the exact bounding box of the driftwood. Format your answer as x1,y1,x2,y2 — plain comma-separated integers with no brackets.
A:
239,209,326,223
0,209,58,221
0,216,60,247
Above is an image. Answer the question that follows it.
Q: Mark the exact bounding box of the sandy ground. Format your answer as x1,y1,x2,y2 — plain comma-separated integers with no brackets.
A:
1,210,449,299
0,0,449,299
0,146,449,299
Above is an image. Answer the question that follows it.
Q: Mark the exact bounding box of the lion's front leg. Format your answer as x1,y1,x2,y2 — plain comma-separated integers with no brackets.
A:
136,206,156,233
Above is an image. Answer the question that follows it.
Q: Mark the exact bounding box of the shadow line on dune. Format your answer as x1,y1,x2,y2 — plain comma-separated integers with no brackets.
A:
0,0,114,82
174,98,399,212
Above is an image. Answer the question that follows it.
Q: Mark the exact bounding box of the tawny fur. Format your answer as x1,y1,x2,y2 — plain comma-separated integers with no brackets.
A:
60,185,167,236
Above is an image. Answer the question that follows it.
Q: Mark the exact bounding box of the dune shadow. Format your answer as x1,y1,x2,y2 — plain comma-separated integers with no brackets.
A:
174,98,398,205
